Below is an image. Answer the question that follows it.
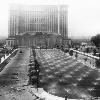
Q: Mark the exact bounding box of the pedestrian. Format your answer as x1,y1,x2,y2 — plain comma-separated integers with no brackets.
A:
69,50,73,56
75,52,78,59
32,46,36,58
28,68,35,85
84,57,87,64
3,54,5,59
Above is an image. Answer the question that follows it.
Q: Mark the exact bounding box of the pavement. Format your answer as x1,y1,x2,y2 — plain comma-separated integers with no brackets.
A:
27,85,79,100
0,48,68,100
0,48,43,100
0,48,99,100
35,49,100,99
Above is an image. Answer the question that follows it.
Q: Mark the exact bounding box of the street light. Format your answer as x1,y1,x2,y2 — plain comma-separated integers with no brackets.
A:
36,69,40,92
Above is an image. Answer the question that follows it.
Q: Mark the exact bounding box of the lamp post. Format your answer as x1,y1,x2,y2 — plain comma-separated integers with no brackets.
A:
28,62,34,85
34,58,40,92
65,94,67,100
36,69,40,92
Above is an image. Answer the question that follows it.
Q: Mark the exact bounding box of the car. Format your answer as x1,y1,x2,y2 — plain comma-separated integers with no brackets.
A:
19,50,23,53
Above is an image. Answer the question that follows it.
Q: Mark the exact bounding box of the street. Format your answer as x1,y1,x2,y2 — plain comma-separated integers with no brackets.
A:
0,48,39,100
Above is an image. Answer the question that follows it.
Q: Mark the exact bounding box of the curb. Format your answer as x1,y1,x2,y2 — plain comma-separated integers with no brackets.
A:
27,86,83,100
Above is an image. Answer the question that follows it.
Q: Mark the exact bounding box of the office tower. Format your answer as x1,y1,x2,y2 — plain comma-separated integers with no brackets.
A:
7,4,68,47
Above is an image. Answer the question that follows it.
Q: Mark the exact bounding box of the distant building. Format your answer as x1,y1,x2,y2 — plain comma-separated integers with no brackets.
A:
7,4,68,48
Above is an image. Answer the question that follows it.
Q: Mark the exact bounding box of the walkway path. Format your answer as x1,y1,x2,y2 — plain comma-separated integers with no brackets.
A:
0,48,41,100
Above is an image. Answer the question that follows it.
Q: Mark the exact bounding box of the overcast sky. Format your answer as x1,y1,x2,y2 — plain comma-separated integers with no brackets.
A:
0,0,100,38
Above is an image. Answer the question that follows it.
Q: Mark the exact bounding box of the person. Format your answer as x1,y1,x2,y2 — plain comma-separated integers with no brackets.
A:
28,67,35,85
32,49,36,58
3,54,5,59
84,57,87,64
75,52,78,59
69,50,73,56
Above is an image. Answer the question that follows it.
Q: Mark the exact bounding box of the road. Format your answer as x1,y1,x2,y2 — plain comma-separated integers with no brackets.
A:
0,48,39,100
36,49,100,99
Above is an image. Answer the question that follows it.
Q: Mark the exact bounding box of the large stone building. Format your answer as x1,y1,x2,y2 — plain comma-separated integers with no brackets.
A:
6,4,68,48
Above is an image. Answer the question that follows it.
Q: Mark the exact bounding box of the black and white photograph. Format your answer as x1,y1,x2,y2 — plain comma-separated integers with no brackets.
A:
0,0,100,99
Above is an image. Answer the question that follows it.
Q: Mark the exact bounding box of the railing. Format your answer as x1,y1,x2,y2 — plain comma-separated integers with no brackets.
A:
69,48,100,69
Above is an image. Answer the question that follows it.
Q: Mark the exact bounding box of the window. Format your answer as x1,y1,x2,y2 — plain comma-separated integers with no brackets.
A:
8,41,10,45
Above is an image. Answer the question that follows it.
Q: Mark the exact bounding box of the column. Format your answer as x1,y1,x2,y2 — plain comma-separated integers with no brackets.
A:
51,9,53,32
48,9,50,32
58,6,60,34
29,12,30,31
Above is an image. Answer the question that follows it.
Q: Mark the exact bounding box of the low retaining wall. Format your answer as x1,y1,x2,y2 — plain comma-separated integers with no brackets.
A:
0,49,18,72
69,49,100,69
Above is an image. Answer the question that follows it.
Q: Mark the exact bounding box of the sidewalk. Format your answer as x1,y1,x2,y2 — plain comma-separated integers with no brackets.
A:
27,85,82,100
0,48,41,100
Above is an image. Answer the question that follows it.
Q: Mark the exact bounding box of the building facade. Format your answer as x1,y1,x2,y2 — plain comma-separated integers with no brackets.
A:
7,4,68,48
15,32,59,48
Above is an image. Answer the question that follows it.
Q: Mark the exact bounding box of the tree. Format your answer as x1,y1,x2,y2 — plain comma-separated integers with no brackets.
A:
95,59,100,68
0,42,5,48
69,50,73,56
91,34,100,48
75,52,78,59
85,47,90,53
93,49,97,55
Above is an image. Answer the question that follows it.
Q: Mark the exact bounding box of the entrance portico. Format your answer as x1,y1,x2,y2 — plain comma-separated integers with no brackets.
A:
15,32,58,48
6,38,16,47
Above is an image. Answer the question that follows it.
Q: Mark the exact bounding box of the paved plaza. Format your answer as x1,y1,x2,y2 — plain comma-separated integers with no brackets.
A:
35,49,100,99
0,48,100,100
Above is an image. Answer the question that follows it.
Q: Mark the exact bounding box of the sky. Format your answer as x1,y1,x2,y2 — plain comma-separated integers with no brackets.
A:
0,0,100,39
